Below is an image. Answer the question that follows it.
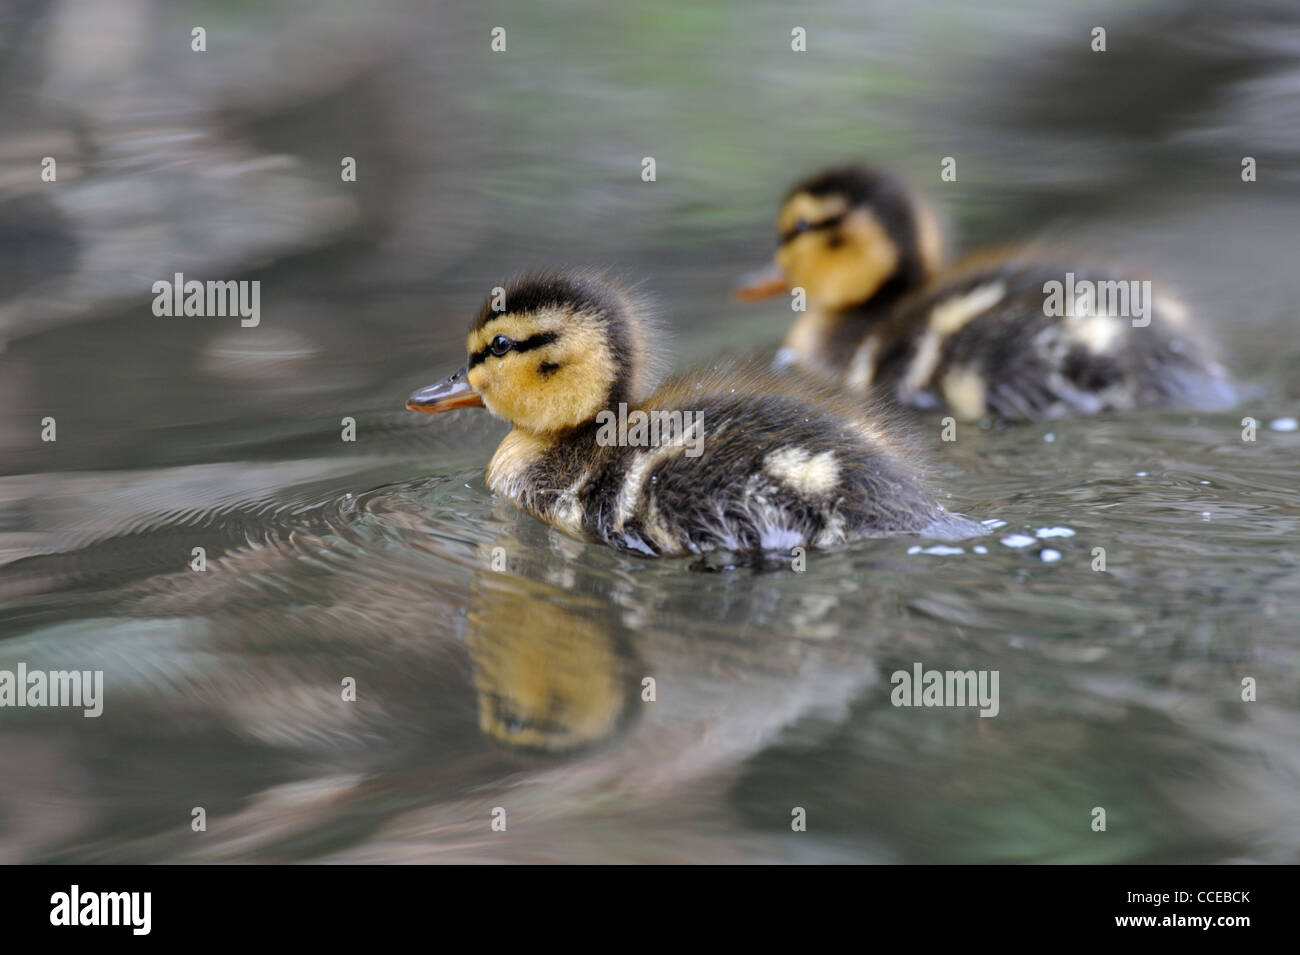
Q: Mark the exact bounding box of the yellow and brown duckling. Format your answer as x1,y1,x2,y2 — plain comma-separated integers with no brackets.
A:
406,271,977,557
737,164,1237,421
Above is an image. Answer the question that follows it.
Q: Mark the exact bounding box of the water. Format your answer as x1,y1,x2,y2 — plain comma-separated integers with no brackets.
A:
1,0,1298,863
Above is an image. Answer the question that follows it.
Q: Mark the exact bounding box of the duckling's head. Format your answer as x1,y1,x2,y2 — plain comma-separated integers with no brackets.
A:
737,164,944,311
406,271,660,434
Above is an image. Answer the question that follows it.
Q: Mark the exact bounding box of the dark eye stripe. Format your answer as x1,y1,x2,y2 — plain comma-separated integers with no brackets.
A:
779,211,848,245
514,332,558,353
468,331,558,368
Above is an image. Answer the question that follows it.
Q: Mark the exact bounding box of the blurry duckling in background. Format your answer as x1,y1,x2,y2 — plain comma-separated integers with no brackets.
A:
736,165,1237,421
406,271,978,558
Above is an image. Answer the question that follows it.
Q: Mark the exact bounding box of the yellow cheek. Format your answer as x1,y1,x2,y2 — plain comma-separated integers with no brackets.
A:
470,358,522,419
491,360,544,412
778,234,826,286
784,211,900,311
775,241,797,275
471,355,606,433
779,234,856,306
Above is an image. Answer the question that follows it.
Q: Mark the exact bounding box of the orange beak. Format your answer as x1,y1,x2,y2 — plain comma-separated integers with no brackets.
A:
405,365,485,414
732,263,789,302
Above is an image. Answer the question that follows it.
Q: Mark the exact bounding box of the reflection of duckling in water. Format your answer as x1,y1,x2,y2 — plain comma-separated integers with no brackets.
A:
18,466,918,860
737,165,1237,421
406,270,978,557
467,582,637,752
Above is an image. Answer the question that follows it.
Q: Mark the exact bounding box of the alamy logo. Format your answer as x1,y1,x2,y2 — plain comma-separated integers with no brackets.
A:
1042,271,1151,327
595,403,704,457
0,663,103,717
50,885,151,935
152,272,261,327
890,662,999,717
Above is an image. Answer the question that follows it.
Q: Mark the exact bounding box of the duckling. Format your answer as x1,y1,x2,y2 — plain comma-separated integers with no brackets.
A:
405,271,976,557
736,164,1237,421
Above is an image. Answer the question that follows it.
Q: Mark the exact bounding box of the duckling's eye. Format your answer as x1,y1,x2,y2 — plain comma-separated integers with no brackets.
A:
489,335,514,357
780,217,816,244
